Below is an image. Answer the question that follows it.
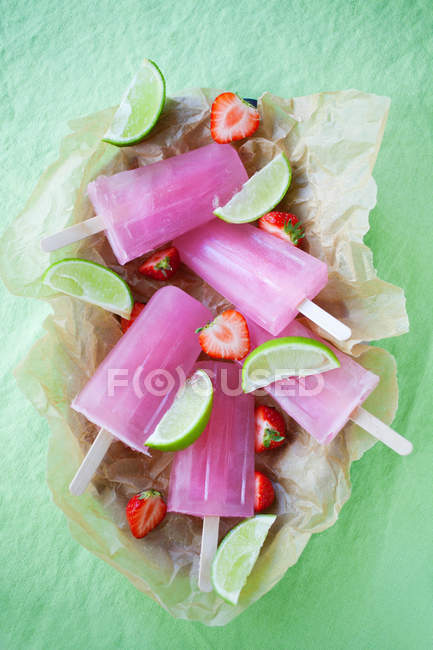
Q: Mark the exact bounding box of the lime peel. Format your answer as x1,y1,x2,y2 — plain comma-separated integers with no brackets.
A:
213,153,291,224
211,515,276,605
146,369,213,451
42,258,133,318
102,58,166,147
242,336,340,393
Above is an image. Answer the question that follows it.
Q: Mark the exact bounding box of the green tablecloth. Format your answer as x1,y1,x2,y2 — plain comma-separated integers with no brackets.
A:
1,1,432,648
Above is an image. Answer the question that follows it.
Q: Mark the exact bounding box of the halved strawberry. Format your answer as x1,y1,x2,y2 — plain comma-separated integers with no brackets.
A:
126,489,167,539
121,302,145,334
138,246,180,281
196,309,250,361
258,211,305,246
255,405,286,453
254,471,275,512
211,92,260,144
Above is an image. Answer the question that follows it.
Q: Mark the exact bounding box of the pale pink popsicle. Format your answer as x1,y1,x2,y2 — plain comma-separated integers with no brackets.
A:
175,219,328,336
72,286,212,451
168,361,255,518
88,144,248,264
244,319,379,444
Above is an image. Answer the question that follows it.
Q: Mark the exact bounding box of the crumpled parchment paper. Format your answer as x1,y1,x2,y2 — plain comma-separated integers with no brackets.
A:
0,88,409,626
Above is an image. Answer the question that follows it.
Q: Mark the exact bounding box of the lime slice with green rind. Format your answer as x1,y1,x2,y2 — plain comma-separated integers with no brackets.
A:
214,153,291,223
102,58,165,147
212,515,276,605
146,370,213,451
42,258,133,318
242,336,340,393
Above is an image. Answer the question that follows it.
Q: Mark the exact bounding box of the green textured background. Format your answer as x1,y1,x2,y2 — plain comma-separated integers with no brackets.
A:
1,1,432,648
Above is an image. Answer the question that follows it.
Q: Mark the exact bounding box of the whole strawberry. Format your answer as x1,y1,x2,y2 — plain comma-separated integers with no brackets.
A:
196,309,250,361
138,246,180,281
211,92,260,144
254,471,275,512
258,211,305,246
255,405,286,453
121,302,145,333
126,489,167,539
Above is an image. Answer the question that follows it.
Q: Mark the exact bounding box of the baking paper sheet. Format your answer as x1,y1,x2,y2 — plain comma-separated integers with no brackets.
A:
1,88,408,625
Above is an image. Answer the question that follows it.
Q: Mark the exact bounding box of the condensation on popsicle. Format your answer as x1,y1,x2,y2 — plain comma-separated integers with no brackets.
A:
41,143,248,264
175,219,351,341
242,319,412,455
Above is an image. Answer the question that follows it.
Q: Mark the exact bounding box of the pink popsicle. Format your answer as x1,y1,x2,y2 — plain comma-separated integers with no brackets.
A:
242,320,412,455
168,360,255,591
175,219,336,337
72,286,212,451
168,361,255,518
244,319,379,444
87,144,248,264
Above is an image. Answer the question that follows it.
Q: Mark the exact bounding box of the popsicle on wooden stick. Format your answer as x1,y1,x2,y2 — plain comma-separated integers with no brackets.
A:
167,361,255,592
242,319,412,455
175,219,351,341
41,143,248,264
69,286,212,496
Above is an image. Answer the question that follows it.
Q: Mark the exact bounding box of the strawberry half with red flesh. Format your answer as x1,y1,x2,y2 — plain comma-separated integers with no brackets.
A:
258,212,305,246
126,489,167,539
121,302,145,334
254,471,275,512
255,405,287,453
196,309,250,361
138,246,180,281
211,92,260,144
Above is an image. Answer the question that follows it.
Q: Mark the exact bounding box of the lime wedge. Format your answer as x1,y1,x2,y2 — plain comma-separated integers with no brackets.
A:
102,59,165,147
214,153,291,223
42,258,133,318
212,515,276,605
242,336,340,393
146,370,213,451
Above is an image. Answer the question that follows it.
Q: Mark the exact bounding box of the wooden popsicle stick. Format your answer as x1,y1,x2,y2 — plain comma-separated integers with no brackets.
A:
41,216,105,252
351,407,413,456
69,428,114,496
298,299,352,341
198,515,220,592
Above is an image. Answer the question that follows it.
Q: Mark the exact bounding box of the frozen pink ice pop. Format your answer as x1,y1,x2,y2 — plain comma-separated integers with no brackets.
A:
41,144,248,264
69,286,212,495
242,319,412,455
168,360,255,590
168,361,255,518
175,219,351,341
